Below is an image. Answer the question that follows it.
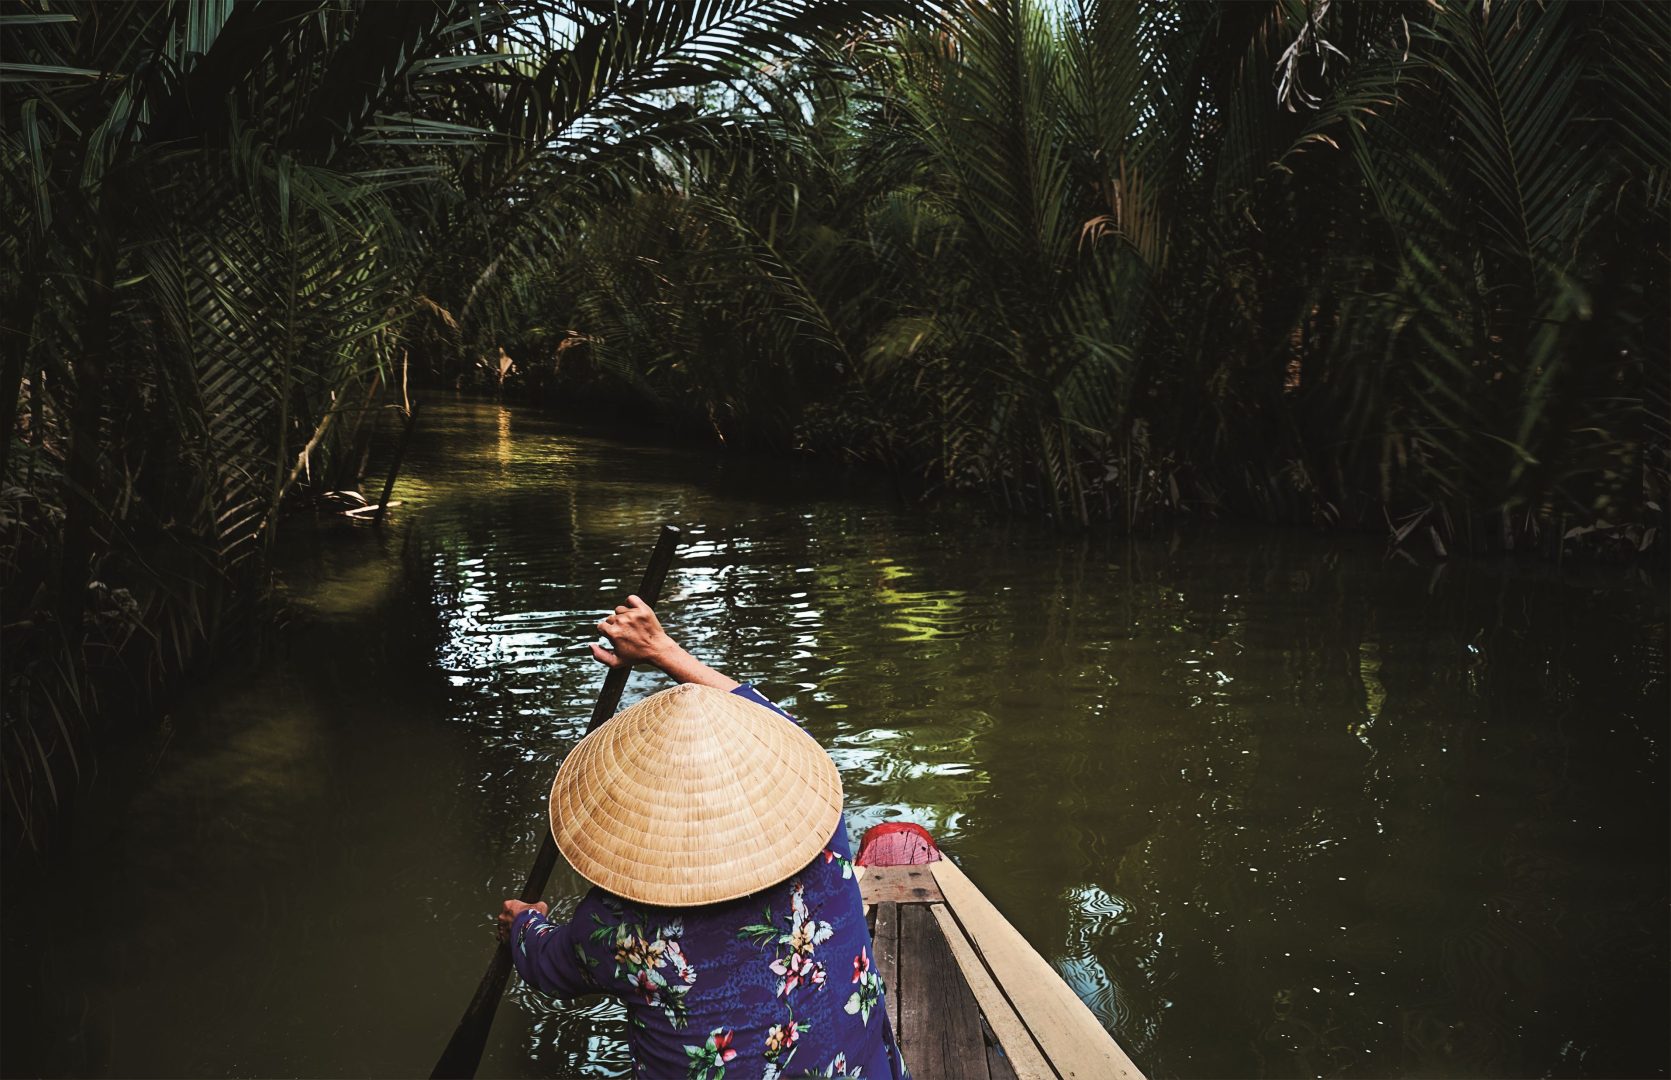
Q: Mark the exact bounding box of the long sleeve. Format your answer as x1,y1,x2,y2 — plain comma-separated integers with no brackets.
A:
730,682,800,726
510,908,601,998
504,683,897,1079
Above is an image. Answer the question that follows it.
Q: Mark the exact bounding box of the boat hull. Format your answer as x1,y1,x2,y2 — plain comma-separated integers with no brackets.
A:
855,824,1145,1080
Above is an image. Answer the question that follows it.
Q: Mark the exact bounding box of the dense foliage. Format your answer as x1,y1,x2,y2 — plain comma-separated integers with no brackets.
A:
2,0,1665,848
552,0,1667,544
0,0,905,848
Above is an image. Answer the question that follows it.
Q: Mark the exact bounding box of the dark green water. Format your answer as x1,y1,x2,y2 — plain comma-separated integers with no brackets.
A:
5,399,1667,1078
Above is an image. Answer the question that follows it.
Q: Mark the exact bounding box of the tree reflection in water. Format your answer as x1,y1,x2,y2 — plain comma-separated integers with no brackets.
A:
6,400,1659,1079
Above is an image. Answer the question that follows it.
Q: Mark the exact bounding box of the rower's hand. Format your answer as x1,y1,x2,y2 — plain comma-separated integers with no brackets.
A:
497,899,549,941
592,594,673,668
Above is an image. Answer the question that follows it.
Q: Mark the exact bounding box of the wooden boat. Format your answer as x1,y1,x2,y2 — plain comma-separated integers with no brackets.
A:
853,823,1146,1080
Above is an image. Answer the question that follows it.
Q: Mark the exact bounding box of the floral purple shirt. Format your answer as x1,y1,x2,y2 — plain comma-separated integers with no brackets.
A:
511,684,908,1080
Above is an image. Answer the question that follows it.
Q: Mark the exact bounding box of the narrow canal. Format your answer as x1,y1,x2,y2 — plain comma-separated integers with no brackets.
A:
4,398,1666,1078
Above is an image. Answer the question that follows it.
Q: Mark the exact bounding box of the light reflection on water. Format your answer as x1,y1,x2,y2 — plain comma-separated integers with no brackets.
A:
401,403,1668,1078
3,399,1665,1079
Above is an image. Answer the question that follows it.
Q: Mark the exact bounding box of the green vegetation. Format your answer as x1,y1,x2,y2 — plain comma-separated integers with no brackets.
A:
2,0,1665,849
0,0,907,848
553,0,1666,541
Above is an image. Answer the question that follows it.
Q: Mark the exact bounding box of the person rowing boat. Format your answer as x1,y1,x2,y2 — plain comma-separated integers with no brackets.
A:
496,596,909,1080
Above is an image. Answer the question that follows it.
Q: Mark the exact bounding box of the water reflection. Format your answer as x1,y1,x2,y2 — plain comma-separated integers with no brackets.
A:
392,403,1665,1078
4,399,1664,1080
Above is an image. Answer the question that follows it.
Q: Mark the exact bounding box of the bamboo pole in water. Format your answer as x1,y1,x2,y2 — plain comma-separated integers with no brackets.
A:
430,524,682,1080
372,401,421,528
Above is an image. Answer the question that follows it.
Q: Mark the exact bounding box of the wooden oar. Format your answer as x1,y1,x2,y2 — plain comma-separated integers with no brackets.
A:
431,523,682,1080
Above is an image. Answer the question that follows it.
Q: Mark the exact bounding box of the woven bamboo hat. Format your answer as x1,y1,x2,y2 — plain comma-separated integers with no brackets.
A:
550,682,844,907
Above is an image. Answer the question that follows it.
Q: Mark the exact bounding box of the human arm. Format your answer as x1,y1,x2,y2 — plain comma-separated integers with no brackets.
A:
495,899,601,998
496,899,547,940
591,594,740,692
592,594,805,724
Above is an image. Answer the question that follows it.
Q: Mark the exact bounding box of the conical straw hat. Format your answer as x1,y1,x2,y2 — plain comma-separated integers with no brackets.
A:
550,682,844,907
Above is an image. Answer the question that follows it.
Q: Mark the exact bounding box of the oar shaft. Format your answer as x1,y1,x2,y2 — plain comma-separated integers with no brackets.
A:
431,524,682,1080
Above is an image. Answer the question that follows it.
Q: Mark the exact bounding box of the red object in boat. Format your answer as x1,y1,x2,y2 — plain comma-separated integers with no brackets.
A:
855,822,942,867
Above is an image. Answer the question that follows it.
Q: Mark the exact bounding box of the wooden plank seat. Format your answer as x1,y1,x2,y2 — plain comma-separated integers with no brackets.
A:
854,826,1146,1080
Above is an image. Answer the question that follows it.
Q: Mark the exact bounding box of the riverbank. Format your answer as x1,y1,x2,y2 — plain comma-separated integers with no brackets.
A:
462,371,1671,569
